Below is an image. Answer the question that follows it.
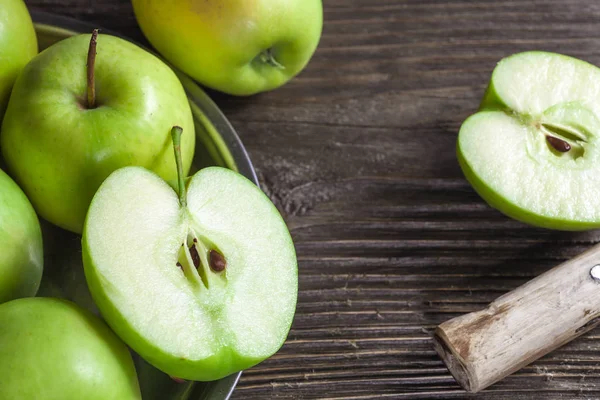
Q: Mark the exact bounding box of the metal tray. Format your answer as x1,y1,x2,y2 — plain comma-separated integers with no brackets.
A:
31,11,253,400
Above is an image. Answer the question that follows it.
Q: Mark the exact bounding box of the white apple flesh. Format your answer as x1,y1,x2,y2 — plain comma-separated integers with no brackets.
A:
458,51,600,230
83,163,297,381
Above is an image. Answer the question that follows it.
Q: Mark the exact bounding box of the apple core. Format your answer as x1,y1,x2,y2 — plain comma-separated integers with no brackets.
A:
171,126,228,291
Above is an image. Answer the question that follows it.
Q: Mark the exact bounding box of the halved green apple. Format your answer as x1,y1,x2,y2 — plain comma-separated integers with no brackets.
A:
82,128,297,381
459,51,600,230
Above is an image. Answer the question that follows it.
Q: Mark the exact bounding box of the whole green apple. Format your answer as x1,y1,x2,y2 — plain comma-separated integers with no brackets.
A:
458,51,600,230
1,32,195,233
0,168,43,304
0,297,141,399
131,0,323,95
0,0,37,118
82,128,297,381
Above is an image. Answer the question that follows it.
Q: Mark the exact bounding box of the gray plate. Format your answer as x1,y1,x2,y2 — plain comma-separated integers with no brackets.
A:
31,11,253,400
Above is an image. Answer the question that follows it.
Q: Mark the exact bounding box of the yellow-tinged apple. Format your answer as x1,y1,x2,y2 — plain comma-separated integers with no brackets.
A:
132,0,323,95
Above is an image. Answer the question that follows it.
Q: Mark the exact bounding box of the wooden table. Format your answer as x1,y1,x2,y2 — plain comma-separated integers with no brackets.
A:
26,1,600,398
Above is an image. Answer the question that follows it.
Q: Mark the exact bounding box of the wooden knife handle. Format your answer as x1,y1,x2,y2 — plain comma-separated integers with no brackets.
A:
434,243,600,392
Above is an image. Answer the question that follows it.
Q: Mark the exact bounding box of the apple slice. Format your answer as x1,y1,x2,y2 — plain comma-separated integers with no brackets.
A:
82,128,297,381
458,51,600,230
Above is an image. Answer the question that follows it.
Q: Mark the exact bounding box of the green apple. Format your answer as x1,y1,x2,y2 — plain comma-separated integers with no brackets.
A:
1,31,195,233
0,0,37,118
83,127,297,381
0,168,42,304
131,0,323,95
458,51,600,230
0,297,141,399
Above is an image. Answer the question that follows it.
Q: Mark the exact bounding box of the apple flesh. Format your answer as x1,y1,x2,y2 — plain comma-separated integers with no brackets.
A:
1,33,195,233
0,0,37,118
83,164,297,381
458,51,600,230
0,297,141,399
0,168,43,304
131,0,323,95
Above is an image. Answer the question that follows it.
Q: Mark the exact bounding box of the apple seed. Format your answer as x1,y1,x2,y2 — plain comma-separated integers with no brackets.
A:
189,244,201,269
546,135,571,153
209,250,226,272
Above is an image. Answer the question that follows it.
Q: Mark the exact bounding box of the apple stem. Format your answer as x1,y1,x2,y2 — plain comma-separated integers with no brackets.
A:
260,49,285,70
171,126,187,207
87,29,99,109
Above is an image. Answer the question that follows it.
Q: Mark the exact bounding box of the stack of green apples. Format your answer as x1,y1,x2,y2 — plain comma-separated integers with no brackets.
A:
0,0,323,398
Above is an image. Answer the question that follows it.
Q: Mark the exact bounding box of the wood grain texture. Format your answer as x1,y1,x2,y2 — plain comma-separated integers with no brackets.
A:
24,0,600,398
436,243,600,393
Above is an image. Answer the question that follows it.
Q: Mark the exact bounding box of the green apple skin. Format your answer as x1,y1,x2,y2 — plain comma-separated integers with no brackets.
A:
131,0,323,95
0,0,37,118
1,33,195,234
0,297,141,399
458,51,600,230
0,168,43,304
83,166,297,381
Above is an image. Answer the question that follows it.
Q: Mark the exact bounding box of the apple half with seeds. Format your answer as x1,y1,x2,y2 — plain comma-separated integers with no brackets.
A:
82,127,297,381
458,51,600,230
